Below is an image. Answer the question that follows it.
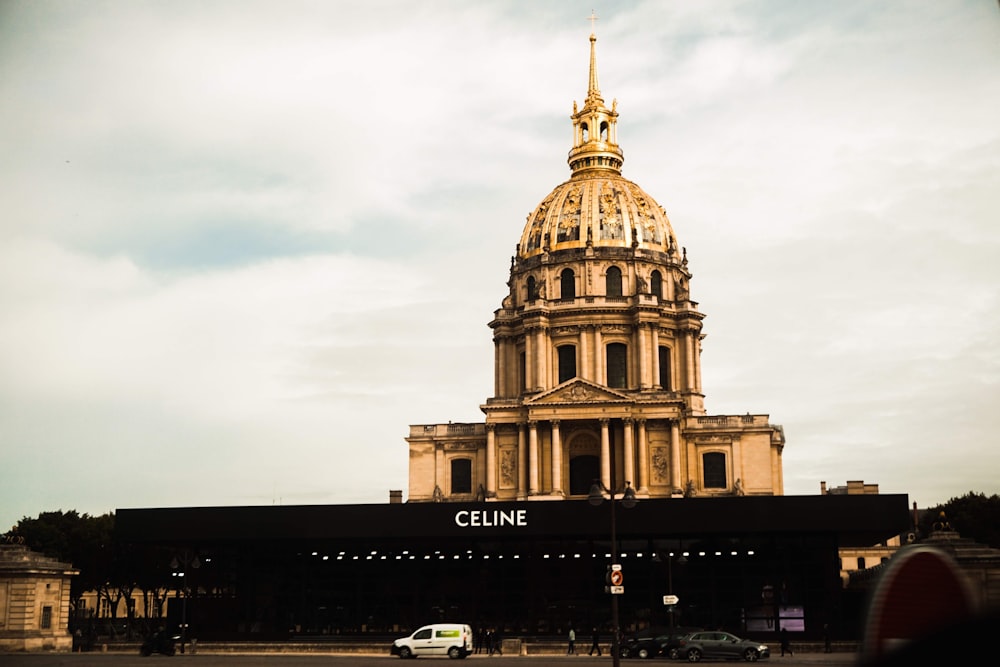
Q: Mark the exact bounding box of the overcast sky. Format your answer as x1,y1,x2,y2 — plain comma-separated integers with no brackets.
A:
2,0,998,532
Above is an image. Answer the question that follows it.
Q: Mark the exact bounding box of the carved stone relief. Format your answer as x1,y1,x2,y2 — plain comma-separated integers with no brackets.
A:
557,185,582,242
651,445,669,484
500,448,517,489
444,442,480,451
599,181,624,240
626,182,663,244
567,384,595,401
569,433,599,454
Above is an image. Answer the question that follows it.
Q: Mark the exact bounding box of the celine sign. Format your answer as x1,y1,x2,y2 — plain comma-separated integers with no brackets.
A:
454,509,528,528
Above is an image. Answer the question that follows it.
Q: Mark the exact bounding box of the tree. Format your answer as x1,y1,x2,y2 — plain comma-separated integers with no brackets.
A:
920,492,1000,549
15,510,137,632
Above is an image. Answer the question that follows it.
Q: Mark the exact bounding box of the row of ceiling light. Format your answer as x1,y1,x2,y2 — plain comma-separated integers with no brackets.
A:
302,549,756,561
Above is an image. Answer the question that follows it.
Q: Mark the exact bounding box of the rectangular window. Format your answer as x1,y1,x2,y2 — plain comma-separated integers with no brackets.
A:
607,343,627,388
658,346,671,390
702,452,727,488
41,605,52,629
558,345,577,384
451,459,472,494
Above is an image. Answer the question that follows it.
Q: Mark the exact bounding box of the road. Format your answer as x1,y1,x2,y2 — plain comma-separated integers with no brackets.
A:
0,652,859,666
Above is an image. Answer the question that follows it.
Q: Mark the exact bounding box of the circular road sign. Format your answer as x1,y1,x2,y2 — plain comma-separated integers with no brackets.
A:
609,570,624,586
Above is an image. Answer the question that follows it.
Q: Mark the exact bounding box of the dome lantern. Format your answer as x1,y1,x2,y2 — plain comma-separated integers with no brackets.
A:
568,32,623,177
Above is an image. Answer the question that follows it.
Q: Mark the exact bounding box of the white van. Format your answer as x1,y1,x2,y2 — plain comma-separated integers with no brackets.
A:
390,623,473,659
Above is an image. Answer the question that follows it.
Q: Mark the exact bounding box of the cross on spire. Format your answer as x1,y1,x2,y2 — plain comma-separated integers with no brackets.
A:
587,10,599,36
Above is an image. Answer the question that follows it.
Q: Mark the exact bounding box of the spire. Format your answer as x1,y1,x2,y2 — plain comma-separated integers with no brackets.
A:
568,21,623,177
587,20,603,107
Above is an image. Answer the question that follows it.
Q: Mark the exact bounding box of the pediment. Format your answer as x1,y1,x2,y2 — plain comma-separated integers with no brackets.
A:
526,379,632,405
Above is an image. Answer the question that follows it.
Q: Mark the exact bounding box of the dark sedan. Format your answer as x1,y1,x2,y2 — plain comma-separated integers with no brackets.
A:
677,631,770,662
621,627,702,659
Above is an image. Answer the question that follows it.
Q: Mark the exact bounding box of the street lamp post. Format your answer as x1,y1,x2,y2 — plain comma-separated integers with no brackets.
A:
589,451,637,667
655,551,686,629
170,551,200,654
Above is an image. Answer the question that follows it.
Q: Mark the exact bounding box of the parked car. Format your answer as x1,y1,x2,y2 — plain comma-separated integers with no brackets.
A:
621,626,702,659
661,627,705,660
138,629,179,657
390,623,473,659
677,631,770,662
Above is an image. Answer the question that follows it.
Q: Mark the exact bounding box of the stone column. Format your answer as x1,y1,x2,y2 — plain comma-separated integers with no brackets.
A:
485,423,496,498
550,420,563,496
623,417,635,486
600,418,611,491
524,329,535,392
517,423,527,500
670,420,682,495
686,330,696,391
579,325,590,381
637,419,649,494
694,333,703,393
594,326,604,385
528,421,540,496
536,328,547,391
651,328,660,389
494,338,502,397
638,325,648,389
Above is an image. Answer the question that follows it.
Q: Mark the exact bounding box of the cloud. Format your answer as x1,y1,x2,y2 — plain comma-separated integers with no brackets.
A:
1,0,998,528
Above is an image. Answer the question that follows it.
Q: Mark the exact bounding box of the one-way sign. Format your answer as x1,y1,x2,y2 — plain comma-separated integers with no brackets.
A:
663,595,680,605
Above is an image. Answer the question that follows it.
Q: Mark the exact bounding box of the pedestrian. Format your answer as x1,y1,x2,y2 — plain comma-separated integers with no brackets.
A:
567,626,576,654
485,627,495,655
823,623,831,653
492,627,503,655
779,628,793,657
589,626,602,656
475,626,484,654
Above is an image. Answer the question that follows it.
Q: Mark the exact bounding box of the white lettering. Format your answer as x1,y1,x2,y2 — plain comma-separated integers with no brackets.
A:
453,509,529,528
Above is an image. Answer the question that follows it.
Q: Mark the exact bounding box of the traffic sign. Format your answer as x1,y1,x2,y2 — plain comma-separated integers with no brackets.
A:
609,570,624,586
663,595,680,605
610,585,624,594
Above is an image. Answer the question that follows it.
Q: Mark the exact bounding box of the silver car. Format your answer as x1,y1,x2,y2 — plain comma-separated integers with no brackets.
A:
677,631,770,662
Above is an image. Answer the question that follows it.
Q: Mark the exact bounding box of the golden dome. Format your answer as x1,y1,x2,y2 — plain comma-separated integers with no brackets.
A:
518,174,677,260
517,32,677,261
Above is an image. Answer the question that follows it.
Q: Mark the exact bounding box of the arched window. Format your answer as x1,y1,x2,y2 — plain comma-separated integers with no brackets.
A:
558,345,577,384
606,266,622,297
651,270,662,299
600,121,609,141
560,269,575,301
451,459,472,494
702,452,727,489
527,276,538,301
581,123,589,142
658,346,671,390
607,343,627,388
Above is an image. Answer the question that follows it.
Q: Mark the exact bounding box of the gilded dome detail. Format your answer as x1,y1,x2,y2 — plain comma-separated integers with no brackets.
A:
517,32,676,260
518,176,675,259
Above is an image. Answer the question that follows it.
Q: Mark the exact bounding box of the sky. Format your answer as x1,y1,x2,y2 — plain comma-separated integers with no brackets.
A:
1,0,998,532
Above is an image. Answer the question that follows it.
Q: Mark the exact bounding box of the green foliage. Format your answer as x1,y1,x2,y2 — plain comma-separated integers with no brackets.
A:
15,510,116,598
921,491,1000,549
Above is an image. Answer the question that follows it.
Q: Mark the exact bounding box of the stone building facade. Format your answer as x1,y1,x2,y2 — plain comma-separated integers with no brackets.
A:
0,542,78,652
408,33,785,503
